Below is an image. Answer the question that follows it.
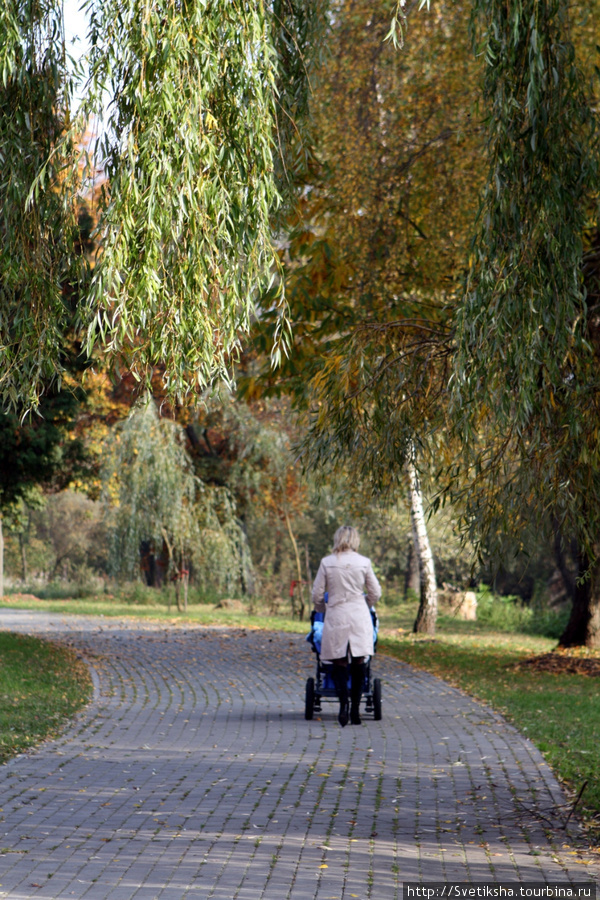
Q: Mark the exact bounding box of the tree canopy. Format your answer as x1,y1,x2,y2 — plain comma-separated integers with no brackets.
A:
247,0,483,472
0,0,87,409
450,0,600,646
0,0,320,410
104,399,247,599
246,0,600,645
4,0,600,645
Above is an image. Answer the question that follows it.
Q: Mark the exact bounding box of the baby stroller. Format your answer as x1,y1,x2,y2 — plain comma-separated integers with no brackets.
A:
305,605,382,721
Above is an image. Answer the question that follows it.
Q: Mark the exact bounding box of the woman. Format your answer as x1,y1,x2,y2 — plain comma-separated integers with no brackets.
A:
312,525,381,726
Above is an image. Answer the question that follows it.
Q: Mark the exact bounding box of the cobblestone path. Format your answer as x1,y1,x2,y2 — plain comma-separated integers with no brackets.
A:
0,610,597,899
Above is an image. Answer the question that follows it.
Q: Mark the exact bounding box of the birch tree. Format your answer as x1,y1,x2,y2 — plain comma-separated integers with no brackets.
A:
407,455,438,634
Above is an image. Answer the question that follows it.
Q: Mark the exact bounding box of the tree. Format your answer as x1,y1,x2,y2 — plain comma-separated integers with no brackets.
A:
0,0,87,410
0,0,320,412
245,0,484,632
6,0,600,646
34,490,107,580
250,0,483,400
0,385,87,596
450,0,600,647
248,0,600,647
104,399,247,607
226,402,312,618
407,455,438,633
186,392,312,616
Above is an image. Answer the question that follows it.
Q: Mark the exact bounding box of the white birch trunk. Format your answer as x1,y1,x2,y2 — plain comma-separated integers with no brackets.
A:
407,457,437,635
404,522,421,597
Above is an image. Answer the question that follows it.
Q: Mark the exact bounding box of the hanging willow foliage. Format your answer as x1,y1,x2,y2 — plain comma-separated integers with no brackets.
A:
105,399,249,592
0,0,322,411
270,0,326,206
0,0,86,410
451,0,600,553
455,0,597,420
81,0,282,397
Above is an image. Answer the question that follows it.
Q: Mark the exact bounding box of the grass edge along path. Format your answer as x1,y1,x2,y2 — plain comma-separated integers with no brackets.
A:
0,631,92,764
379,633,600,844
1,594,307,632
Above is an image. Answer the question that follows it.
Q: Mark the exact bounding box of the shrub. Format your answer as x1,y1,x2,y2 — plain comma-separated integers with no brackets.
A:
476,586,569,638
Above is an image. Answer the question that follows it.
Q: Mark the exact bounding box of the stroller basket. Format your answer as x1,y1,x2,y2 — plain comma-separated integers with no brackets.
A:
304,607,382,721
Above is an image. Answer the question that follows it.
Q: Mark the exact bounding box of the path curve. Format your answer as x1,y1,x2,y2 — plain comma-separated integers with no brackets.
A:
0,610,597,899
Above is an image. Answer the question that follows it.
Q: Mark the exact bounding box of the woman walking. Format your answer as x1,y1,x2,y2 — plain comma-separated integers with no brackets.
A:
312,526,381,726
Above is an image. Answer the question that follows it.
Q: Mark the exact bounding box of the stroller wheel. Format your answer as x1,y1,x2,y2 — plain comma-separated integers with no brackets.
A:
305,677,315,720
373,678,382,720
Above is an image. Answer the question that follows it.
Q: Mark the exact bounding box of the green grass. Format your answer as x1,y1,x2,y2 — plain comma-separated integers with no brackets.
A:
1,589,599,838
0,632,92,763
1,589,308,631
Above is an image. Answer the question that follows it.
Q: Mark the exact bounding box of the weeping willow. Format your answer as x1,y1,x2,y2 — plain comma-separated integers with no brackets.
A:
454,0,598,421
452,0,600,514
83,0,282,398
0,0,86,410
451,0,600,644
105,399,250,594
0,0,321,411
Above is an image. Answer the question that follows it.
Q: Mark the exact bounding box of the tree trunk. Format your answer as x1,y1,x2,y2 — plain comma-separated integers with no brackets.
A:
588,588,600,648
305,542,312,593
403,529,421,599
284,508,305,620
407,458,438,635
162,529,182,612
273,527,282,575
20,532,28,582
140,541,157,586
559,551,600,649
180,541,188,613
182,571,189,612
0,514,4,599
238,518,255,597
552,521,576,602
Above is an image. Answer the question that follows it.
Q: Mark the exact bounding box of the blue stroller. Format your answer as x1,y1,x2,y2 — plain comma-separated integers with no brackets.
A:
305,605,382,721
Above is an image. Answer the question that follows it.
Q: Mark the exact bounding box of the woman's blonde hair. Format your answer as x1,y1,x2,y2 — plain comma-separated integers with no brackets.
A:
332,525,360,554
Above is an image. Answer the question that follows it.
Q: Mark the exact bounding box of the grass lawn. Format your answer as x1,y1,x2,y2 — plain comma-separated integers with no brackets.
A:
0,631,92,763
1,591,599,839
1,590,307,632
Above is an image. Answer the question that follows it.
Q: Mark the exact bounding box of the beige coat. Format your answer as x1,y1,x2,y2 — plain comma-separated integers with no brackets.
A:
312,550,381,660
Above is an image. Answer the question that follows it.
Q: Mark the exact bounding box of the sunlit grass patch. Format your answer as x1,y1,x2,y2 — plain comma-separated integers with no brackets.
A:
0,632,92,763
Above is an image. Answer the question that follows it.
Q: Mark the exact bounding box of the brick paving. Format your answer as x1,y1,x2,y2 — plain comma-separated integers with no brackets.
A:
0,609,598,899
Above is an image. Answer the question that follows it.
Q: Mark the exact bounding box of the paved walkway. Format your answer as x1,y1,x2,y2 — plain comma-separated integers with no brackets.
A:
0,610,597,900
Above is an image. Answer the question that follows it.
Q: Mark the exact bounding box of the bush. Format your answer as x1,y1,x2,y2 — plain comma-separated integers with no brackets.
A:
117,582,170,606
114,581,232,608
14,571,107,600
475,586,568,639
